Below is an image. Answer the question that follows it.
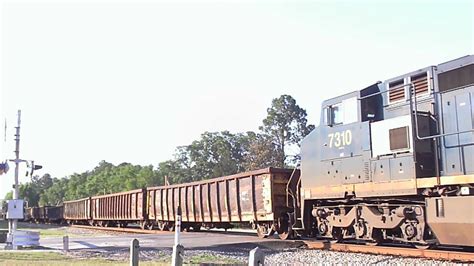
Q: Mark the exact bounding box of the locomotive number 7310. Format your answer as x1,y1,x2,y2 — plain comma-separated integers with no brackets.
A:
328,130,352,148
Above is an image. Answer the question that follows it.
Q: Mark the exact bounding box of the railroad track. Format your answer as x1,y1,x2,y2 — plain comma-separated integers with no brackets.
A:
71,225,474,262
303,241,474,263
71,224,168,234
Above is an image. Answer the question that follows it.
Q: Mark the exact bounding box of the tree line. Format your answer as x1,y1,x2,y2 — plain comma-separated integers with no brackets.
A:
4,95,314,207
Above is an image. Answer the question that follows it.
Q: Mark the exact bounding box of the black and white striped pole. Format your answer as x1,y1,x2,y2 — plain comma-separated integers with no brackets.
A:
171,205,184,266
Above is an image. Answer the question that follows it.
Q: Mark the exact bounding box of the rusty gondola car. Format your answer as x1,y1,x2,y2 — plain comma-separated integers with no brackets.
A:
144,167,299,239
24,206,62,223
44,206,64,223
90,189,146,227
63,197,91,225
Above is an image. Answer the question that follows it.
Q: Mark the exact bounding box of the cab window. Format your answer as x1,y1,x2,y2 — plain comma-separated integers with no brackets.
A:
326,97,358,126
327,103,342,126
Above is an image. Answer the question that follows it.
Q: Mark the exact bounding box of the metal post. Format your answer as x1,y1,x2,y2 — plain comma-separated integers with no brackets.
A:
12,110,20,233
248,247,265,266
174,205,181,245
130,238,139,266
6,110,21,250
171,206,184,266
63,236,69,253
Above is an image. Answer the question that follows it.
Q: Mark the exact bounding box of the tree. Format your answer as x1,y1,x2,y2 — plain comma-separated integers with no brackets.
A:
260,95,315,166
187,131,254,180
243,133,283,171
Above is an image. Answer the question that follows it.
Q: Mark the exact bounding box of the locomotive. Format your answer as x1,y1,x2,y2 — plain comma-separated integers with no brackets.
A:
32,55,474,249
298,55,474,248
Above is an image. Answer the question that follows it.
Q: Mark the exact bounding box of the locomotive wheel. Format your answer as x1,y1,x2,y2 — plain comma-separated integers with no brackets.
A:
329,228,343,244
365,229,382,246
413,243,432,250
365,240,379,246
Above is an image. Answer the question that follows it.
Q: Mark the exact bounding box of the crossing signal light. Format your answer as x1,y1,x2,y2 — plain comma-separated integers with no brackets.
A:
28,161,42,177
0,161,9,175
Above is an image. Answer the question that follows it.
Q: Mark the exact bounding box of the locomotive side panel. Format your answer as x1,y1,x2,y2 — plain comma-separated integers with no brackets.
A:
426,196,474,246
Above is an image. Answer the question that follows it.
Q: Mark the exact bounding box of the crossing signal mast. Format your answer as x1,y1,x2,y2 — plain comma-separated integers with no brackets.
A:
4,110,42,250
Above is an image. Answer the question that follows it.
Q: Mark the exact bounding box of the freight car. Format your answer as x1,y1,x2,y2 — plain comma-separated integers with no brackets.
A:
24,206,63,224
63,197,91,225
294,55,474,248
144,167,299,239
90,189,146,227
62,168,298,238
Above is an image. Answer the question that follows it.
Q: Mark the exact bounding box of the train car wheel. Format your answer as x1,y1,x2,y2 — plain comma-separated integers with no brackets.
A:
146,223,154,230
277,214,293,240
257,223,275,239
277,226,293,240
157,222,166,231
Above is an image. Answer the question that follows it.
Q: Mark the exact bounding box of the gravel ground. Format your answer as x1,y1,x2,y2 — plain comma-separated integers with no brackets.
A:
265,248,464,265
12,223,469,265
66,246,466,265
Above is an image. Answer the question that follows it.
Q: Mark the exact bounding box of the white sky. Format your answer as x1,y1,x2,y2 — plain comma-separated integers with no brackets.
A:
0,0,473,198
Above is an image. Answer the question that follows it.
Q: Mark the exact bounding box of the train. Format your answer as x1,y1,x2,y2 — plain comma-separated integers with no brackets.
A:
24,206,63,224
25,55,474,248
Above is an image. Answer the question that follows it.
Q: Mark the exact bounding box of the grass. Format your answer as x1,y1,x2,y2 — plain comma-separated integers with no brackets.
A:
186,254,242,265
0,252,169,266
0,220,82,238
0,252,241,265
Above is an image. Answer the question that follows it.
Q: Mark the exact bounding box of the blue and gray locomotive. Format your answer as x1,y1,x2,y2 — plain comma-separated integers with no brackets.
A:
298,55,474,248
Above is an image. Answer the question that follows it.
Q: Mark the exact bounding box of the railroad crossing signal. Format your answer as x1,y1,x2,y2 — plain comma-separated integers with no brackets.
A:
0,161,9,175
27,161,42,177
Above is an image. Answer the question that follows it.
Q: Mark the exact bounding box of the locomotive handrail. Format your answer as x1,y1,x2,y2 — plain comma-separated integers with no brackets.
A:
409,83,474,141
286,166,300,209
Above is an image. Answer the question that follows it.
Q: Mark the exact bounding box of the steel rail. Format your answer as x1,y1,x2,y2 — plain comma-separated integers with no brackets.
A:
70,225,474,262
303,240,474,263
71,224,168,235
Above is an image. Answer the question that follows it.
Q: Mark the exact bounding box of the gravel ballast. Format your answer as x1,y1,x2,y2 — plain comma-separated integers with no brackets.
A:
67,247,464,265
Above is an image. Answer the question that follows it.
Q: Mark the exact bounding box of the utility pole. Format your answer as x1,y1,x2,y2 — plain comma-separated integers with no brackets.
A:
5,110,42,250
5,110,23,249
12,110,21,233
